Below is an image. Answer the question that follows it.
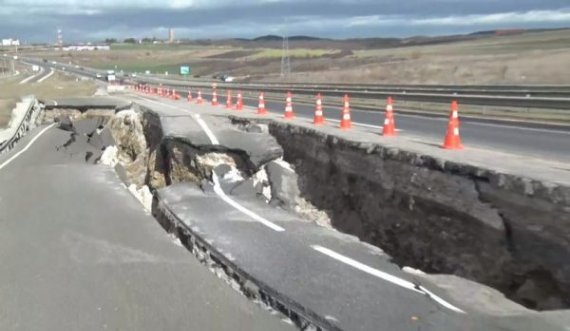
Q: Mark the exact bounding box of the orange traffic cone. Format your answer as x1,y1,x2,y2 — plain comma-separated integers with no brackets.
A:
257,92,268,115
235,91,244,111
187,90,193,102
383,96,397,136
212,89,219,106
171,89,176,99
442,100,463,149
226,90,232,109
313,93,325,125
284,92,295,119
165,88,170,98
196,90,203,104
340,94,352,129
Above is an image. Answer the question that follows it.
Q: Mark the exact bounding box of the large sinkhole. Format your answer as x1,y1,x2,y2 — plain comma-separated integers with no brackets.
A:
46,106,570,312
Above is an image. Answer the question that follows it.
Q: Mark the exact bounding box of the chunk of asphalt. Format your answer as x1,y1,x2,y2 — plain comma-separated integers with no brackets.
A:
266,160,301,210
88,127,116,150
57,115,74,132
219,131,283,171
98,127,115,146
114,163,130,185
213,164,232,178
85,150,103,164
72,117,104,136
229,178,259,197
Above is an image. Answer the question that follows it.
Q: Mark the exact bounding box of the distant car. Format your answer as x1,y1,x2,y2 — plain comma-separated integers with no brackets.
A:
130,73,137,77
96,73,102,78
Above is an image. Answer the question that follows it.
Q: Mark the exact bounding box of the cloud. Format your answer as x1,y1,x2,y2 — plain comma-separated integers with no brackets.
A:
414,9,570,26
343,9,570,28
0,0,568,41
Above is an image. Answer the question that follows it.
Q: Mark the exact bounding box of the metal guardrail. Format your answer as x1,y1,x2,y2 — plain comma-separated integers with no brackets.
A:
0,97,39,154
135,78,570,111
24,58,570,111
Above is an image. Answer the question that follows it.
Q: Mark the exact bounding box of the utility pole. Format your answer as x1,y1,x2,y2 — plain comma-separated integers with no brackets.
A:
280,33,290,79
57,28,63,50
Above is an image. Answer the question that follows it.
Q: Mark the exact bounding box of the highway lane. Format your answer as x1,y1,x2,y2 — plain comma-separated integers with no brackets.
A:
226,93,570,163
0,125,294,331
28,61,570,162
18,63,53,84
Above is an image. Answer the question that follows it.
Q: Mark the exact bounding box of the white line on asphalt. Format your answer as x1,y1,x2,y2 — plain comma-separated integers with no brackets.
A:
137,96,286,232
192,114,220,145
18,67,44,84
37,69,54,83
325,118,403,132
0,124,55,171
311,245,466,314
212,174,285,232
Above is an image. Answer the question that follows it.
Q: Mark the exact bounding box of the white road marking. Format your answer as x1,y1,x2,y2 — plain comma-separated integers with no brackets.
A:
137,96,285,232
19,67,44,84
326,118,403,132
311,245,466,314
212,174,285,232
37,68,54,83
192,114,220,145
0,124,55,171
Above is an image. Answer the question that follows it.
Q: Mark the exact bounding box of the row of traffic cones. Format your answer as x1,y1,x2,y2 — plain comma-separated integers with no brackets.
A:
309,93,460,148
134,84,462,150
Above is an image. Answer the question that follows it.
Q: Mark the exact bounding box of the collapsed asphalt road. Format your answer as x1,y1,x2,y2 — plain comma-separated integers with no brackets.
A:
2,94,569,331
111,96,569,330
0,122,295,330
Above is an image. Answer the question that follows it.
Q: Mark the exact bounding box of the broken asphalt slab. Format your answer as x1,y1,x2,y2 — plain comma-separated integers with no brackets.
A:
155,182,568,331
0,125,294,331
144,106,283,171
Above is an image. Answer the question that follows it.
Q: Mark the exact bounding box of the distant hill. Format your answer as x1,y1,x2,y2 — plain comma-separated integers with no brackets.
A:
251,35,326,42
186,27,570,50
251,35,282,42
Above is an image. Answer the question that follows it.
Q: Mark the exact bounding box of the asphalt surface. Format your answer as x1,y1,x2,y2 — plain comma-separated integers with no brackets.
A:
0,125,294,331
134,96,569,331
19,63,53,84
28,59,570,163
212,91,570,163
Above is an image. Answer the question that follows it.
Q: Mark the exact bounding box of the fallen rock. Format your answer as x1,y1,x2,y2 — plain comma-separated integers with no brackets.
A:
266,159,301,210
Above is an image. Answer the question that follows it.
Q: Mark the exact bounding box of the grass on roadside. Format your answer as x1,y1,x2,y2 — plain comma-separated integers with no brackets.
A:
0,99,16,127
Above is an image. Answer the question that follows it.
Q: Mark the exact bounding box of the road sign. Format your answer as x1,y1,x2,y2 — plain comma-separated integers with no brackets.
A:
180,66,191,75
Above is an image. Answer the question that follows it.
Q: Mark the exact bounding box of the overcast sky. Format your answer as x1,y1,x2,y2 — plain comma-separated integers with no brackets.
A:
0,0,569,43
